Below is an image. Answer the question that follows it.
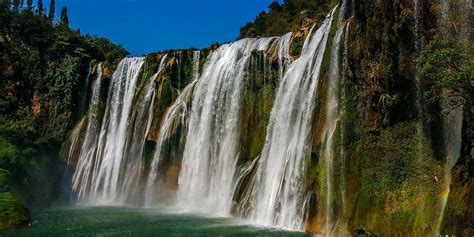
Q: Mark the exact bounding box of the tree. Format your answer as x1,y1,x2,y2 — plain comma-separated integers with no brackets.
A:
12,0,19,12
59,6,68,27
48,0,54,20
37,0,43,15
1,0,11,11
419,35,473,111
26,0,32,9
268,2,282,12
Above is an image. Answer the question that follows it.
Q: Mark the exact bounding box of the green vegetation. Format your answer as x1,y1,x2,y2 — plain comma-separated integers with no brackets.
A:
418,31,473,237
48,0,54,20
239,0,335,38
0,0,128,229
417,4,473,233
419,35,473,112
238,1,472,235
239,51,280,163
353,122,441,235
0,0,471,234
0,192,30,229
0,168,29,229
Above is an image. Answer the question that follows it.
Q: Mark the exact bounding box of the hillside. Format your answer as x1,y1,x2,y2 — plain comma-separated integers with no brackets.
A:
0,1,127,228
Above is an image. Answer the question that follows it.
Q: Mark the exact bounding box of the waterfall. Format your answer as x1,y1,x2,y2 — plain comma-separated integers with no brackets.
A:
176,38,275,215
71,62,104,201
277,32,293,80
242,8,336,231
413,0,423,54
145,52,200,206
78,63,93,117
436,106,464,234
413,0,425,121
72,58,145,204
436,0,471,233
192,51,200,81
67,117,86,166
119,55,169,204
340,19,351,233
321,2,347,235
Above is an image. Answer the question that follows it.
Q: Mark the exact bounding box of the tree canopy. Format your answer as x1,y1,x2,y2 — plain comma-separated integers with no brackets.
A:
419,35,474,110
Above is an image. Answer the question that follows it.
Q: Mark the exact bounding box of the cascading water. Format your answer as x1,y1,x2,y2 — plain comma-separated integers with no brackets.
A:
118,55,169,204
53,0,472,234
145,52,200,206
436,106,464,234
71,63,104,201
66,5,353,233
436,0,471,234
339,19,351,234
413,0,425,120
78,63,93,117
67,63,103,166
176,38,276,215
241,9,336,231
72,58,145,204
276,32,293,80
64,70,97,202
321,2,347,235
67,117,86,166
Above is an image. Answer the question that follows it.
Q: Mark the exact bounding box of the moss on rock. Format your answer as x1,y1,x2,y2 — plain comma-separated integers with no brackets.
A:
351,122,442,235
0,192,30,229
0,169,30,229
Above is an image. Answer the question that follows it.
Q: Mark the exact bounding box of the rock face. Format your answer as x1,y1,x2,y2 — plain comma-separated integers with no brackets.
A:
9,0,470,235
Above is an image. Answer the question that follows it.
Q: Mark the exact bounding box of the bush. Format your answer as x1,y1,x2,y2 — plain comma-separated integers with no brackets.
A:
419,35,473,110
0,192,30,229
239,0,333,39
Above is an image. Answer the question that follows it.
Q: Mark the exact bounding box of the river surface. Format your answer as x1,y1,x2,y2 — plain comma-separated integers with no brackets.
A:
0,206,310,236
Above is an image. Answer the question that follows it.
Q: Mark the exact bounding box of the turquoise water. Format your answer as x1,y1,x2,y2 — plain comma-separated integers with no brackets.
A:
0,206,310,236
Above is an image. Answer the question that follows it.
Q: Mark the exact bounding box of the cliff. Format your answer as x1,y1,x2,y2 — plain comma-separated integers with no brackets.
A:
0,0,472,235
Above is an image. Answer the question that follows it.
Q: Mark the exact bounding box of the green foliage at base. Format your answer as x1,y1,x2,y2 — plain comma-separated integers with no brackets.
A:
0,192,30,229
0,169,9,192
352,122,442,235
0,123,65,206
0,169,30,229
0,117,68,229
0,2,128,230
441,164,473,235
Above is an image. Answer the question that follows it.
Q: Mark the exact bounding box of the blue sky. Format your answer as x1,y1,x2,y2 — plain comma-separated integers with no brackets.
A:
42,0,274,55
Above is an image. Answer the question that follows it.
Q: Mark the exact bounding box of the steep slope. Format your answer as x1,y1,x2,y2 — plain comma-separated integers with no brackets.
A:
0,2,127,228
1,0,472,235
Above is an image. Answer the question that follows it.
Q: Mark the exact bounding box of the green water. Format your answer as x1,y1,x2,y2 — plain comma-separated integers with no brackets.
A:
0,206,310,236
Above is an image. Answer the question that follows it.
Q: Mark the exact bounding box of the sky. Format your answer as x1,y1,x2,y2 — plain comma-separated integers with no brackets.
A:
41,0,273,55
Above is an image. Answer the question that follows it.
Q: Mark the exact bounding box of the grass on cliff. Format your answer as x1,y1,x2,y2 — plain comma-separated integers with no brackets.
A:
352,122,442,235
